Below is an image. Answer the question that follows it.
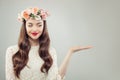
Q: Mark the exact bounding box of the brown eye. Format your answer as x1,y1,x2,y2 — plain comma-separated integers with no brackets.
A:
28,24,32,27
38,25,42,27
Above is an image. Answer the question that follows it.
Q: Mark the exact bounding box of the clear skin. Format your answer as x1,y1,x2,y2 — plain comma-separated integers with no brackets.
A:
26,18,93,79
26,18,44,46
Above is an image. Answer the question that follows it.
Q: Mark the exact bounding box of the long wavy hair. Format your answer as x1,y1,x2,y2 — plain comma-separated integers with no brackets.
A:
12,20,53,78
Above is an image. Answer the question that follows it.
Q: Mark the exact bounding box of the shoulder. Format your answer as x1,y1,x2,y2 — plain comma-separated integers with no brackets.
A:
6,45,19,56
49,47,57,54
49,47,57,58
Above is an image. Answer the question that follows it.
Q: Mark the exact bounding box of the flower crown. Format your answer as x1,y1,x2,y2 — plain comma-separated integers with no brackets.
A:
18,7,49,22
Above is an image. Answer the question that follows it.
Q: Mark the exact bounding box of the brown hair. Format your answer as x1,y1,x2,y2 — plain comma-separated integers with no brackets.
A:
12,20,53,78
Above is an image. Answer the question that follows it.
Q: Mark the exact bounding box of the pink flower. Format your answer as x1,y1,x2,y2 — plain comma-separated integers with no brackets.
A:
32,7,39,15
40,9,49,19
17,7,50,22
21,9,31,20
17,13,23,22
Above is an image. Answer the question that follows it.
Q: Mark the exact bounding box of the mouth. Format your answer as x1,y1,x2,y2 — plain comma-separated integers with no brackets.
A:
31,32,38,36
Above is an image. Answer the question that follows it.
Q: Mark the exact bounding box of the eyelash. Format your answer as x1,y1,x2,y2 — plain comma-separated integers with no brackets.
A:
28,24,42,27
28,25,32,27
38,25,42,27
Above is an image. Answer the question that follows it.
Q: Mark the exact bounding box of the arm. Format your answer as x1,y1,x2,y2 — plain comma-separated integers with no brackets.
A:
46,47,65,80
59,46,93,78
5,46,16,80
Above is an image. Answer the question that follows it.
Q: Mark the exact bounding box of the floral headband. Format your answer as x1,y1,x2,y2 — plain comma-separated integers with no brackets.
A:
18,7,49,22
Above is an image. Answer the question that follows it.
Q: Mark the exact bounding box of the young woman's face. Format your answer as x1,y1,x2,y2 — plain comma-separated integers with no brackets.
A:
26,18,44,40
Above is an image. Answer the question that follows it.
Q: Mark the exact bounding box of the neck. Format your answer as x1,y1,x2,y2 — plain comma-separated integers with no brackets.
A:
28,38,39,46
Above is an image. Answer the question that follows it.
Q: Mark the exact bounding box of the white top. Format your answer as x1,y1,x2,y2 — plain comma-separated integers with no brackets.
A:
5,45,65,80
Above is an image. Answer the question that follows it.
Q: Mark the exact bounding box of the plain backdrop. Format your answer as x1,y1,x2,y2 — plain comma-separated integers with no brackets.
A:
0,0,120,80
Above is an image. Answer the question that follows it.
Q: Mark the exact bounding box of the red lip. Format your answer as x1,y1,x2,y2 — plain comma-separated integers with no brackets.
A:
31,32,38,36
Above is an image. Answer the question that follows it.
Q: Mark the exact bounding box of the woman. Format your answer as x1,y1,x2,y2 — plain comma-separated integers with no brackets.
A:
5,7,92,80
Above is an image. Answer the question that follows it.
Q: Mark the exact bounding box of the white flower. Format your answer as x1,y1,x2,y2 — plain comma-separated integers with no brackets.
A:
35,15,42,20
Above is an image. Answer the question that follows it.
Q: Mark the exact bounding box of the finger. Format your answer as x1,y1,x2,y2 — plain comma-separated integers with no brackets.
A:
78,46,93,50
83,46,93,49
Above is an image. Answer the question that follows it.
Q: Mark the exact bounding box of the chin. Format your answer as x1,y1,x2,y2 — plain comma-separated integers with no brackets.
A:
30,36,40,40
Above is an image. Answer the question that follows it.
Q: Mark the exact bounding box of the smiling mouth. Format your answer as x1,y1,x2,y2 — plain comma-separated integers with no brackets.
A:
31,33,38,36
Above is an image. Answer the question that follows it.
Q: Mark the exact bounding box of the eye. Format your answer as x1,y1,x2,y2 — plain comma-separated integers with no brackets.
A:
38,25,42,27
28,24,32,27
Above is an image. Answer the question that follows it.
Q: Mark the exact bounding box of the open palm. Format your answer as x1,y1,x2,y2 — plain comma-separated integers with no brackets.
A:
69,45,93,53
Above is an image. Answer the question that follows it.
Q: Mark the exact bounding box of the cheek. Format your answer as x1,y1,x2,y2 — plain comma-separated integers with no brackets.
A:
26,26,31,34
39,26,44,32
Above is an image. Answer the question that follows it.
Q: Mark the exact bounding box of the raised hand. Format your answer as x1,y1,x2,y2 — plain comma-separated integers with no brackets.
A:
69,45,93,53
59,45,93,78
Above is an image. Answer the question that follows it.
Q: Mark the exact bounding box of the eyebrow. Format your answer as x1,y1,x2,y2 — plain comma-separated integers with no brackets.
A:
28,22,42,25
28,23,32,25
36,22,42,25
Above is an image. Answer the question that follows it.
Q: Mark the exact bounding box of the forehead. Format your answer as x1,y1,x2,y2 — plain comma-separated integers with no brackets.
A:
26,18,43,24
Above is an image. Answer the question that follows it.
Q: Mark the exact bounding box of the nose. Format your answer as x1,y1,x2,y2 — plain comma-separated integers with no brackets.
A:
32,26,38,31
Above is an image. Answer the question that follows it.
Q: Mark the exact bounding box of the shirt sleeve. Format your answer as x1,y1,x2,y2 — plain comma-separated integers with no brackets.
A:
46,47,65,80
5,46,17,80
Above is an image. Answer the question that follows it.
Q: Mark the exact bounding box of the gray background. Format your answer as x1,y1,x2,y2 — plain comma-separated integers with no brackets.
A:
0,0,120,80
